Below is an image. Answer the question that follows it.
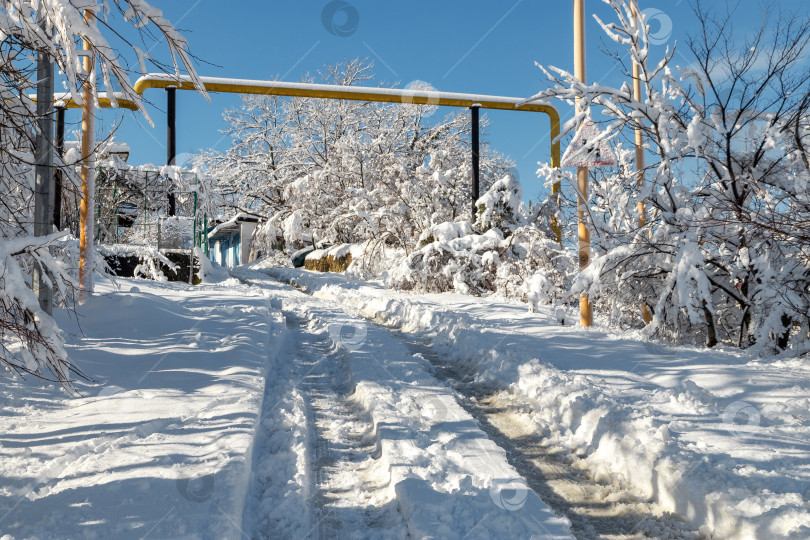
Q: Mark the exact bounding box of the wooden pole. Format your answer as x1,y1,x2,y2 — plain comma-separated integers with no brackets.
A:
631,2,653,324
574,0,592,326
79,8,95,303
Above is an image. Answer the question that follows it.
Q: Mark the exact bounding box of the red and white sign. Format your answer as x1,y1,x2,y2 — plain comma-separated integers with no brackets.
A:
561,119,616,168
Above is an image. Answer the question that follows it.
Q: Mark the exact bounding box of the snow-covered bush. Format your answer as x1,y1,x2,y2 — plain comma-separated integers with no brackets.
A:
476,175,522,232
0,233,83,385
527,0,810,352
389,177,572,303
98,244,178,282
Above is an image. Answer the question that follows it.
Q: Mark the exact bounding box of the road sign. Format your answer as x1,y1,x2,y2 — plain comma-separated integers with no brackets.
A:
561,118,616,168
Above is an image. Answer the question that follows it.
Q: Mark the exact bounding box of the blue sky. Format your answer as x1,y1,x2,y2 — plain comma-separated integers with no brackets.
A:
80,0,809,204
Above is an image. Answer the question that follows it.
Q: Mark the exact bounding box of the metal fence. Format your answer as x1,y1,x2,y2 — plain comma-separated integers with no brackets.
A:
80,166,210,254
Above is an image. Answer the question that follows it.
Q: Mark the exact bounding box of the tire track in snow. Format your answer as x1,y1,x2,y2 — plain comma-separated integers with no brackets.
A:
284,311,404,539
242,312,310,540
398,335,699,540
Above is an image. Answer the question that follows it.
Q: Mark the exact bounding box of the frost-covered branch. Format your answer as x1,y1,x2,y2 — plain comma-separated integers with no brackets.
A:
529,0,810,352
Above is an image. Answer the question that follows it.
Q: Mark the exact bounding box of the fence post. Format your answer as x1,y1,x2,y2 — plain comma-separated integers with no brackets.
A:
192,176,198,248
203,213,208,256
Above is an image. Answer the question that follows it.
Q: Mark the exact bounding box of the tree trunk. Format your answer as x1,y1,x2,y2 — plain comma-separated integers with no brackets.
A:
777,314,792,350
703,302,718,348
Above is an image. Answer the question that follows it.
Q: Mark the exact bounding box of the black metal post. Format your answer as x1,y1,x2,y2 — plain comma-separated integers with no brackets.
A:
166,86,176,216
53,105,65,229
471,104,480,223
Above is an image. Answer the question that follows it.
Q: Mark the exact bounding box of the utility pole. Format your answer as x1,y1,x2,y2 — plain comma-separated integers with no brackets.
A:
33,14,55,315
574,0,593,327
79,8,96,302
631,2,653,324
470,104,481,223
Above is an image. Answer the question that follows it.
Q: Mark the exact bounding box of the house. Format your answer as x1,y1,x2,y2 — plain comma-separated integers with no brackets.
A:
207,214,260,267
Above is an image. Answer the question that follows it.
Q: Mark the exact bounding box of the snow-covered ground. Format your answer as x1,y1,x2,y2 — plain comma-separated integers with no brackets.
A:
2,264,808,539
0,271,571,539
0,276,280,539
260,266,810,540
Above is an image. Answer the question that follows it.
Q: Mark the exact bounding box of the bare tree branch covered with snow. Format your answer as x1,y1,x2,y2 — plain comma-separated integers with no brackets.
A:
527,0,810,353
0,0,201,390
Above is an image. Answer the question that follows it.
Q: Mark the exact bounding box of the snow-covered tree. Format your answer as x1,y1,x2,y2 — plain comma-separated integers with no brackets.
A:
197,59,513,257
527,0,810,352
0,1,202,389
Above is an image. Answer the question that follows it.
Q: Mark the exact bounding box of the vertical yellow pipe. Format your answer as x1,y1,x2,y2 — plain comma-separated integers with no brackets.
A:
550,111,562,245
574,0,593,326
631,2,653,324
79,9,94,302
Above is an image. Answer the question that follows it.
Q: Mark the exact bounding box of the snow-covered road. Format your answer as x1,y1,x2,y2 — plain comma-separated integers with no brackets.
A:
257,266,810,540
237,270,572,539
2,265,808,539
398,337,698,539
236,269,698,540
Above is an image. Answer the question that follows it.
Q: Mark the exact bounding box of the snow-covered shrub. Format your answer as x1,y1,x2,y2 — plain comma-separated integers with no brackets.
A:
389,222,498,295
0,233,82,386
389,178,572,303
476,175,522,232
98,244,178,282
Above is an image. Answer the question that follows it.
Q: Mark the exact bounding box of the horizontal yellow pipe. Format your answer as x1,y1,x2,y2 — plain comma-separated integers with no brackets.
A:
29,94,139,111
68,97,139,111
134,75,560,167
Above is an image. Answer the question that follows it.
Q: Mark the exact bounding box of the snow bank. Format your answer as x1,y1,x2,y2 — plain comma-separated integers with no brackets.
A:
0,277,281,539
267,268,810,540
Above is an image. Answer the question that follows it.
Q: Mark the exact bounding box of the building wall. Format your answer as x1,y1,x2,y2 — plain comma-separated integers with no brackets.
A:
240,222,257,265
208,220,258,268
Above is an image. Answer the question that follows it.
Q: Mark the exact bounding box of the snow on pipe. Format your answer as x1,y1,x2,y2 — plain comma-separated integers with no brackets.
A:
133,74,561,167
27,92,139,111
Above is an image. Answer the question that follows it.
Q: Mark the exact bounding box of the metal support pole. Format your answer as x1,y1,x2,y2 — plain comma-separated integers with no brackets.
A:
471,104,481,223
53,105,65,230
192,188,198,248
113,184,119,244
78,8,96,303
574,0,593,327
33,15,55,314
630,2,653,325
203,213,208,256
166,86,177,216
